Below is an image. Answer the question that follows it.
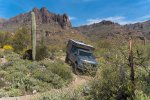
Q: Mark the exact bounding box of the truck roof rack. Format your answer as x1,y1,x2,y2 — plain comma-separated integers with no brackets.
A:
69,39,95,50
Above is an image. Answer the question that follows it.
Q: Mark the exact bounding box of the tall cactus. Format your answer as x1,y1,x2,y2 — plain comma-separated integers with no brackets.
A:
31,12,36,61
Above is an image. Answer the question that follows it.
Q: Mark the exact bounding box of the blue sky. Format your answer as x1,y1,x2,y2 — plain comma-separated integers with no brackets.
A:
0,0,150,26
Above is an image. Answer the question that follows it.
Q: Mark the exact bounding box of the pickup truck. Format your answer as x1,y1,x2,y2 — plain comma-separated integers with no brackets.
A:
65,39,97,72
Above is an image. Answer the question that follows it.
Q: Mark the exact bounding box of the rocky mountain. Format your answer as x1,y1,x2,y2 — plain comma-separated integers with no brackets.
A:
75,20,150,41
124,20,150,39
75,20,128,41
0,7,71,34
0,7,89,45
0,7,149,42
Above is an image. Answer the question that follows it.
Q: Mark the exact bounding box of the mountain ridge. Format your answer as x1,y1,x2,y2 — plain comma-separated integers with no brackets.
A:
75,20,150,40
0,7,71,32
0,7,149,41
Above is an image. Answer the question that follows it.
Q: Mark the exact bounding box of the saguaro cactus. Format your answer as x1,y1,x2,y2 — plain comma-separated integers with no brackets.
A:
31,12,36,61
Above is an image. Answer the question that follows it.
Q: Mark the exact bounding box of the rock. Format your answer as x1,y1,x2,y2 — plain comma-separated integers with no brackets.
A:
32,90,37,94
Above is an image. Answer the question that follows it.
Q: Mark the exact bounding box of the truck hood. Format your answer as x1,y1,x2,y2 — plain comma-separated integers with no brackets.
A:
78,56,97,65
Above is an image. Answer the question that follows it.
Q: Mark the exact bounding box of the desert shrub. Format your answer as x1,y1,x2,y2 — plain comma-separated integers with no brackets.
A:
33,68,64,88
36,45,50,61
3,45,14,52
135,90,150,100
0,89,8,98
96,40,113,49
33,60,73,88
0,57,72,95
82,62,131,100
4,50,20,61
0,32,12,47
0,88,22,97
12,27,31,53
40,60,73,82
0,80,6,88
0,51,4,58
7,88,22,97
38,88,84,100
136,66,150,96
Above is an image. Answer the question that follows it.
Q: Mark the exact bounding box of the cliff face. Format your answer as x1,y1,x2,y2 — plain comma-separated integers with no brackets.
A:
0,7,72,32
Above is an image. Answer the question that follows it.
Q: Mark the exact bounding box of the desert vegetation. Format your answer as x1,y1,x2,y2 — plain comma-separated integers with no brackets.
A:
0,8,149,100
0,27,149,100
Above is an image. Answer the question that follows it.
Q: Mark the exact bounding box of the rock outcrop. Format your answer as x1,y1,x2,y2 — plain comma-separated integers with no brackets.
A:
0,7,72,32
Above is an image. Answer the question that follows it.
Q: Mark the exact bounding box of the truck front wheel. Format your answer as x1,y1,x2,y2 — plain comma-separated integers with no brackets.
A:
72,62,79,75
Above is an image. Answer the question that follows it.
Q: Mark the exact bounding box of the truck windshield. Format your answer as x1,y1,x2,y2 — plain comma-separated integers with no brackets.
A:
79,51,93,58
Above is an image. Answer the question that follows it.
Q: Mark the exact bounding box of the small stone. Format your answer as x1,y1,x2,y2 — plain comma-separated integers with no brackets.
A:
32,90,37,94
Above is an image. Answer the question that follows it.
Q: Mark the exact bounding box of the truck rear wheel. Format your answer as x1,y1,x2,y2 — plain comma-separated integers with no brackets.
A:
65,55,69,63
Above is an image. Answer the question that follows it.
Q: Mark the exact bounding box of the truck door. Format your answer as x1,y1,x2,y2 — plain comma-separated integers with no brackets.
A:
70,45,77,63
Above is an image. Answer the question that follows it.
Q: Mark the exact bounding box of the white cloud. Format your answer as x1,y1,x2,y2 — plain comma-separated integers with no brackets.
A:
86,15,150,25
86,16,137,25
69,16,77,20
138,14,150,20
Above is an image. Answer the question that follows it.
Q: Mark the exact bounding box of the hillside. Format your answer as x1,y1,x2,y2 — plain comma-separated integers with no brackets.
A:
75,20,149,41
0,18,6,28
124,20,150,39
0,7,71,31
0,7,89,45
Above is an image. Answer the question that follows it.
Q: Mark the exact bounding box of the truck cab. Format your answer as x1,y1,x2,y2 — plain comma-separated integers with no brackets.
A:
65,39,97,71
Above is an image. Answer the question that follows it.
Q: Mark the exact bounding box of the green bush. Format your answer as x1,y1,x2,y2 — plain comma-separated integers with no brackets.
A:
12,27,31,53
38,88,84,100
0,32,12,47
82,63,131,100
33,60,73,88
36,45,50,61
0,51,4,58
41,60,72,81
135,90,150,100
0,51,73,96
46,60,73,82
0,89,8,98
33,68,64,88
7,88,22,97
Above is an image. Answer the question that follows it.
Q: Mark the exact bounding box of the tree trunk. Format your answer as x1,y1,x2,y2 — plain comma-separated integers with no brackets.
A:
128,36,135,99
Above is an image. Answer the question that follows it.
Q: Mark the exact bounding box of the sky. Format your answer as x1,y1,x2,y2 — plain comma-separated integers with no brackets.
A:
0,0,150,26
